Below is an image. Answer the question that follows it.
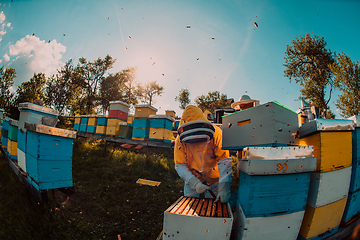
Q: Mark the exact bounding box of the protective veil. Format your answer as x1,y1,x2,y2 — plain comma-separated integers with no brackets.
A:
174,105,232,201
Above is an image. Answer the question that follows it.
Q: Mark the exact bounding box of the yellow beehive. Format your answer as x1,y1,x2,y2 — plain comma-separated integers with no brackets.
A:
96,126,106,135
149,128,173,141
106,125,120,136
299,197,347,239
107,118,125,127
7,139,17,157
88,116,97,126
298,132,352,172
165,110,176,118
127,115,134,124
74,116,81,124
134,105,157,118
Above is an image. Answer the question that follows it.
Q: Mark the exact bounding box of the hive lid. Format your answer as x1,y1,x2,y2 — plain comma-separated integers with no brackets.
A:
149,114,175,121
347,115,360,127
242,146,314,160
109,100,130,108
9,119,19,126
299,118,355,137
18,102,59,116
24,122,77,139
134,104,158,112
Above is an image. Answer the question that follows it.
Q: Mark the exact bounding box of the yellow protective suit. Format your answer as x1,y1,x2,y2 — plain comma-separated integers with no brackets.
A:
174,105,229,186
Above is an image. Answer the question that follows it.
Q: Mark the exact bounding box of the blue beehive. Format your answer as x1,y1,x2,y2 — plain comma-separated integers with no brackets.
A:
79,116,88,132
132,118,150,140
24,122,76,190
1,117,9,149
232,146,316,240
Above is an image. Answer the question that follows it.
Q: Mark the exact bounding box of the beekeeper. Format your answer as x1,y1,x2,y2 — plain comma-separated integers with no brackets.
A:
231,94,260,111
174,105,232,203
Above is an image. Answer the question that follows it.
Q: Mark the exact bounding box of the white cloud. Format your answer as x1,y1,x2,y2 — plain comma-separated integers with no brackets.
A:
7,35,66,87
0,11,11,42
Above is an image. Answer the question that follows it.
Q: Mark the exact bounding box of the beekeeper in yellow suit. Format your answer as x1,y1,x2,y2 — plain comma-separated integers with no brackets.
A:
174,105,232,202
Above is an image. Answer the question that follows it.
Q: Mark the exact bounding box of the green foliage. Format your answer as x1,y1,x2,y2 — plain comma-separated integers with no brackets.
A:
45,60,83,115
0,66,16,114
284,33,336,117
330,52,360,118
139,81,164,105
195,91,229,114
15,73,47,105
75,55,116,114
175,88,191,110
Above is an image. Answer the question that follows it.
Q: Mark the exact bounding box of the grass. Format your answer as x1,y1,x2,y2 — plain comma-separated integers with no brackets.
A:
0,137,238,240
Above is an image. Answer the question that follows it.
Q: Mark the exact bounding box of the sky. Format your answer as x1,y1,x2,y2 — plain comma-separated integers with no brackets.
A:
0,0,359,117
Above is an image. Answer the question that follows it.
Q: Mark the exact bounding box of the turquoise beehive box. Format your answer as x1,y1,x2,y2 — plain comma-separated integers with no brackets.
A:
24,122,76,190
232,146,316,240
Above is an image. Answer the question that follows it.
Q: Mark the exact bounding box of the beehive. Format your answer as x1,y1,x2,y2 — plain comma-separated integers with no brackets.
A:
1,117,9,149
162,196,233,239
298,197,347,239
86,115,97,134
232,204,305,240
79,116,88,132
343,189,360,222
118,122,132,139
24,122,76,190
134,105,157,118
18,102,59,131
127,115,134,124
106,118,125,136
222,101,299,150
149,115,174,143
109,101,129,121
233,146,316,240
298,119,354,172
73,115,81,131
165,110,176,118
7,119,18,160
132,118,150,140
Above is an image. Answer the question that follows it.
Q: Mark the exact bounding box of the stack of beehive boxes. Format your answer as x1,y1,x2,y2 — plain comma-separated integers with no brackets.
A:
132,105,157,140
232,147,316,240
79,115,88,133
106,101,129,136
73,115,81,131
86,115,97,134
342,115,360,223
222,101,318,240
25,122,76,190
1,117,9,152
149,115,174,143
8,119,18,161
17,102,59,173
297,119,354,239
96,115,107,135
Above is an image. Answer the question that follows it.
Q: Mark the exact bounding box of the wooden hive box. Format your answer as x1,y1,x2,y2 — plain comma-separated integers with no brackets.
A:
7,139,17,160
149,128,173,142
86,115,97,134
109,100,129,112
298,197,347,239
342,188,360,223
1,117,9,148
8,119,18,142
96,116,107,126
134,104,157,118
347,115,360,192
79,116,88,132
162,196,233,240
232,203,305,240
127,115,134,124
118,123,132,139
96,126,106,135
24,122,76,190
238,146,316,218
18,102,59,132
165,110,176,118
17,127,27,172
306,167,351,209
222,101,299,150
298,119,354,172
106,118,125,136
73,115,81,131
149,115,174,143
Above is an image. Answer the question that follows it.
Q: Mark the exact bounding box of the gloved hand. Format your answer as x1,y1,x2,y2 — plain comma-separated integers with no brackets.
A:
188,176,209,193
215,181,231,203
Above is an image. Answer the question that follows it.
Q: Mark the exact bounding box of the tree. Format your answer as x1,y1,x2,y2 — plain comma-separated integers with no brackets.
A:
0,66,16,113
284,33,336,118
15,73,47,105
45,59,83,115
140,81,164,105
195,91,229,114
175,88,191,110
330,52,360,117
76,55,116,114
121,68,142,106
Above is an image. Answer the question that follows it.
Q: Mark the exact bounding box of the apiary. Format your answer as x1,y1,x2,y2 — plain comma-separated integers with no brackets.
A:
232,146,316,240
222,101,299,150
162,196,233,240
24,122,76,190
134,104,157,118
149,115,174,143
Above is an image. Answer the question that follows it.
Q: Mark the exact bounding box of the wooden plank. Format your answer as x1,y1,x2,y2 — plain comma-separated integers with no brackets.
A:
223,203,228,218
166,196,184,213
169,196,187,213
211,201,217,217
206,199,213,217
187,198,199,216
200,199,209,216
182,198,195,215
217,201,223,217
175,197,191,214
134,145,143,150
194,198,204,216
